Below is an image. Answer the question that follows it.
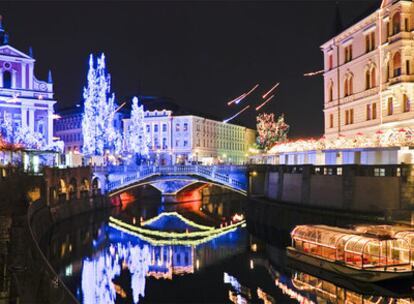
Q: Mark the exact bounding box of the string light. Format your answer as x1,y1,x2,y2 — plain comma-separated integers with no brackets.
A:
140,212,214,230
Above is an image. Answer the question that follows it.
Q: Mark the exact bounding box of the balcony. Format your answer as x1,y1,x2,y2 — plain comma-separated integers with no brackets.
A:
387,31,411,44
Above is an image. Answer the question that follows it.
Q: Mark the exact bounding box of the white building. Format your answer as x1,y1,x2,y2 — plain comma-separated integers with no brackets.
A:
0,20,56,148
123,109,256,165
322,0,414,138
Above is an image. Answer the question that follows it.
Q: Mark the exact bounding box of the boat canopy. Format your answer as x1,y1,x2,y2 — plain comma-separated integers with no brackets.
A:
291,225,411,269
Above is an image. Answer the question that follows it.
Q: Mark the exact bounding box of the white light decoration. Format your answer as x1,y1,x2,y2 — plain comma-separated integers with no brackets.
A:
125,96,150,160
82,53,122,156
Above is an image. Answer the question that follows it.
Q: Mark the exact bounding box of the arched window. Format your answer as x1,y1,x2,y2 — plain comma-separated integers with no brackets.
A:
349,75,353,95
393,52,401,77
344,78,349,97
392,12,401,35
328,81,333,102
387,62,390,81
388,97,394,115
371,67,376,87
365,70,371,90
3,71,11,89
403,94,410,112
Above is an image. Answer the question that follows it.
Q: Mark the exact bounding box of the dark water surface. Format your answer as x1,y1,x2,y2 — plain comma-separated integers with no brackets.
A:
41,188,414,303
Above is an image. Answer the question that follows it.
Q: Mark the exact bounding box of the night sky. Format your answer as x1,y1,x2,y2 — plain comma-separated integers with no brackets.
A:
2,1,380,138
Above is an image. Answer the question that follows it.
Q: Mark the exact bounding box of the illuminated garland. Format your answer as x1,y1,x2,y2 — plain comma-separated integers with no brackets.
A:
109,216,245,239
268,128,414,154
108,221,246,246
140,212,215,231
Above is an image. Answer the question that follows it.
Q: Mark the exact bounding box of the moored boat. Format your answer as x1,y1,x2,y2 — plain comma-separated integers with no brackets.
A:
287,225,413,283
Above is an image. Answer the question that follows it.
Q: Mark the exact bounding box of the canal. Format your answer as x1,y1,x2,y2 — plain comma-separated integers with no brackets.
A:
40,185,414,303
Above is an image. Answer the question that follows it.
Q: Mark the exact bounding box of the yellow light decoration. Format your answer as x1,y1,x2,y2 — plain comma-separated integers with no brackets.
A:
108,221,244,246
109,216,245,239
140,212,215,231
267,128,414,154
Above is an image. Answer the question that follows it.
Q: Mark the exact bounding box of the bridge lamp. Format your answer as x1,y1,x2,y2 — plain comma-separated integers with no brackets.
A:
250,171,258,177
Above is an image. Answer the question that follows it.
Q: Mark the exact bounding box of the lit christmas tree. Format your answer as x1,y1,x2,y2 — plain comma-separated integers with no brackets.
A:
127,96,150,164
256,113,289,151
82,53,122,156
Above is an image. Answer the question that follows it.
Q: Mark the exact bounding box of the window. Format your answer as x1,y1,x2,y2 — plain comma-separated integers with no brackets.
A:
154,124,158,132
146,124,150,133
403,94,410,112
371,67,376,87
393,52,401,77
372,103,377,119
175,140,179,147
365,32,375,53
183,140,188,147
365,70,371,90
162,124,167,132
405,18,409,31
344,45,353,63
328,81,333,102
406,60,410,75
345,110,349,125
175,123,180,132
183,123,188,131
386,21,390,37
392,12,401,35
328,54,333,70
388,97,394,115
3,71,11,89
162,138,167,149
366,104,371,120
344,78,349,97
329,114,334,128
350,109,354,124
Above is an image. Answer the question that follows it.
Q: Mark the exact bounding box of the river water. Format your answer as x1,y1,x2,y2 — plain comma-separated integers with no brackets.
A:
41,186,414,303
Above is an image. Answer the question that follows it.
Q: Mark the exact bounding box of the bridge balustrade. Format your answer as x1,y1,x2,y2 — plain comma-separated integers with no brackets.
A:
104,165,246,193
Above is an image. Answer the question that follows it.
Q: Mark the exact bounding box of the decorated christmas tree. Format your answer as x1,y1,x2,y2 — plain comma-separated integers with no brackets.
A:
126,96,150,164
256,113,289,151
82,54,122,156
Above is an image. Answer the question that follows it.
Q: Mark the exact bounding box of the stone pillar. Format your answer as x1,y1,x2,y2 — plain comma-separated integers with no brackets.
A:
47,109,53,145
21,107,27,128
11,70,16,89
21,63,26,89
28,64,33,89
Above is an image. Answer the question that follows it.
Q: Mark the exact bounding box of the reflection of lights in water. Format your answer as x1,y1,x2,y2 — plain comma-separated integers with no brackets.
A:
140,212,214,231
251,244,257,252
257,288,275,304
81,243,151,304
224,272,241,293
274,279,315,304
65,265,72,276
196,259,200,270
249,259,254,270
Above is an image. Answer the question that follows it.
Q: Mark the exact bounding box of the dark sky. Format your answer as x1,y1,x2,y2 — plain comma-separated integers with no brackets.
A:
2,1,380,138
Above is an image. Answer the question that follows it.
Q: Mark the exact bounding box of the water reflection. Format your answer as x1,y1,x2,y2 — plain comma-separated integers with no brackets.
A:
44,187,414,303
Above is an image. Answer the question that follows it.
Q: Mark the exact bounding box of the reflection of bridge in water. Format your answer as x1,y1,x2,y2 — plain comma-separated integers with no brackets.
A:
80,211,247,304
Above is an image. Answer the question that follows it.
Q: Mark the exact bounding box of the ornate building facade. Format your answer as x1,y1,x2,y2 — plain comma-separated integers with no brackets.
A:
0,20,56,147
322,0,414,138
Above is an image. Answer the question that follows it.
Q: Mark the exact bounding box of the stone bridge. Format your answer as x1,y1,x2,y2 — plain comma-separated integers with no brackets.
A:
94,165,248,196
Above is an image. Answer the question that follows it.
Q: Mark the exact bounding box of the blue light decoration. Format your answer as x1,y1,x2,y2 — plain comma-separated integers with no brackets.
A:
82,53,122,156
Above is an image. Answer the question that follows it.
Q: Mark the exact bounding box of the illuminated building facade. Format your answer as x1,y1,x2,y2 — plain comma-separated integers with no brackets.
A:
0,20,56,146
123,110,256,165
323,0,414,138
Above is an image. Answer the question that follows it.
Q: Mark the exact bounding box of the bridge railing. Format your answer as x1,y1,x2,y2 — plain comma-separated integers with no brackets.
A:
104,165,246,193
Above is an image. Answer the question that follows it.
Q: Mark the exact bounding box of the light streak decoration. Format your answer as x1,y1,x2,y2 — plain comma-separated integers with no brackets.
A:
140,212,214,230
303,69,324,77
114,101,127,113
262,83,279,99
255,95,275,111
109,215,246,239
223,105,250,124
108,221,245,246
227,84,259,106
227,93,247,106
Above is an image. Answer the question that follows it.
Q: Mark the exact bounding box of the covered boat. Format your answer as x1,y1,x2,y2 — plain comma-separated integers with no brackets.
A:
287,225,412,282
